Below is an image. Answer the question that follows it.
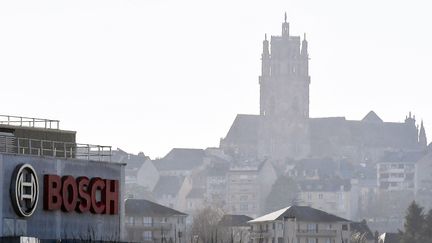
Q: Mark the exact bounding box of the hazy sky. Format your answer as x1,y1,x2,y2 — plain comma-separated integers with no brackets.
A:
1,0,431,158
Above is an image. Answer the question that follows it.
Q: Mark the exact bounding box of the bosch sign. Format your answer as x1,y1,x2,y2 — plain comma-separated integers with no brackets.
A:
10,164,119,217
44,175,119,215
10,164,40,217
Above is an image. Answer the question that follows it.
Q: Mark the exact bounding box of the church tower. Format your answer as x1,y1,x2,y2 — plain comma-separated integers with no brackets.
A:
419,120,427,148
258,14,311,160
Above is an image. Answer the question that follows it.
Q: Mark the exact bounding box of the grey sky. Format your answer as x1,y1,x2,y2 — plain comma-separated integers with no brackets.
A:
1,0,431,158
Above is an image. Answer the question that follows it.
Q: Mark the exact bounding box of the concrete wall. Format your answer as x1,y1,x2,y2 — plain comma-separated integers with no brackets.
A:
0,153,124,241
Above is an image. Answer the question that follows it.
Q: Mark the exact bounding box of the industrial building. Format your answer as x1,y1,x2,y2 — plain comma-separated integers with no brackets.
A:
0,115,125,242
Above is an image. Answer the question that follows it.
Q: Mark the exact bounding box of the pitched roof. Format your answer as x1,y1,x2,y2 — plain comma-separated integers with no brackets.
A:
112,149,148,170
152,176,185,197
154,148,205,171
223,114,260,144
218,215,253,227
362,111,383,123
125,199,187,217
309,116,420,153
249,206,349,223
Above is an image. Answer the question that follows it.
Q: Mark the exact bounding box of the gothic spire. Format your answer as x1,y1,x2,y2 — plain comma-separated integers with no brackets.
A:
282,12,289,37
419,120,427,147
301,33,308,57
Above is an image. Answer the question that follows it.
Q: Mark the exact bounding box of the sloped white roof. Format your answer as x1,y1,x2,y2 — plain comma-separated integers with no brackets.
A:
248,207,291,223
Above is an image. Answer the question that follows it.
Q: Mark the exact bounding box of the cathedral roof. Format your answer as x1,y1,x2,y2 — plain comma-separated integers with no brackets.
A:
223,114,260,144
362,111,383,123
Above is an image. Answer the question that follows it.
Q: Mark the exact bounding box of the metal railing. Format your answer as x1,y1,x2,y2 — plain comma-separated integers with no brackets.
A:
296,229,337,236
0,135,112,162
125,222,172,229
0,114,60,129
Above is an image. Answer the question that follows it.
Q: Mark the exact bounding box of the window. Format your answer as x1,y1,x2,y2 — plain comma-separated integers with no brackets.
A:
143,217,152,226
318,193,323,199
342,224,348,231
143,231,152,241
240,203,248,211
272,223,275,230
307,238,316,243
307,224,317,232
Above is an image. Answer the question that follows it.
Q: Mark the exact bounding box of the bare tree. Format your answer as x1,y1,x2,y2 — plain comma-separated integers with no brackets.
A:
191,206,224,243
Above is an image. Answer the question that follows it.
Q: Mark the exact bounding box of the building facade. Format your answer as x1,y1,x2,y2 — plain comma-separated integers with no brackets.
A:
0,115,125,241
125,199,187,243
226,161,277,218
248,206,352,243
297,179,359,220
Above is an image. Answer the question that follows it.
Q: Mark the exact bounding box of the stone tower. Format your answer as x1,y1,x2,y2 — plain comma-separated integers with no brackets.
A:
258,14,311,160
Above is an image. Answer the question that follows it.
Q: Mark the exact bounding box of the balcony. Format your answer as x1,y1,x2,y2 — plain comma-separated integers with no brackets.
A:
296,229,337,237
125,222,172,230
250,230,271,239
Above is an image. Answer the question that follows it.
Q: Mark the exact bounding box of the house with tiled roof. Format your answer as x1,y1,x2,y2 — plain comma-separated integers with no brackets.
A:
153,148,207,177
152,175,192,211
125,199,187,243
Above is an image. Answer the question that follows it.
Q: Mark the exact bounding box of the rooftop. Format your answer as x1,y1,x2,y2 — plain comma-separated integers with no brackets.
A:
0,114,113,162
249,206,349,223
218,214,253,227
125,199,187,217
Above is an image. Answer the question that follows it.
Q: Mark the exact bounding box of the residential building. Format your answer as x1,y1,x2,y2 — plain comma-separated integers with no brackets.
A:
152,175,192,211
206,162,229,207
377,151,424,191
125,199,187,243
154,148,207,177
185,188,206,214
226,160,277,218
297,178,359,220
415,147,432,209
112,148,149,185
248,206,351,243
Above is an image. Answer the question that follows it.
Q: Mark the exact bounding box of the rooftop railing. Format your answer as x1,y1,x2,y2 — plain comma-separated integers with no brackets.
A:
0,114,60,129
0,134,112,162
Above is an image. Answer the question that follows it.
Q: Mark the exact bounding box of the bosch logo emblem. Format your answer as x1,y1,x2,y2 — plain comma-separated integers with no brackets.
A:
10,164,39,217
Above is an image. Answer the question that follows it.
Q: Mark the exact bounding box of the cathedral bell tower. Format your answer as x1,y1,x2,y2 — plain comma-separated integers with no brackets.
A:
258,13,311,160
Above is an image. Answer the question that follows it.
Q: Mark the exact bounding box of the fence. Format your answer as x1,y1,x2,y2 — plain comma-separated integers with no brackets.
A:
0,134,112,162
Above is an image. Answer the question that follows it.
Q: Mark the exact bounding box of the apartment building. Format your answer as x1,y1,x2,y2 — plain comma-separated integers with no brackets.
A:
297,179,359,220
375,151,426,192
248,206,351,243
125,199,187,243
226,160,277,218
